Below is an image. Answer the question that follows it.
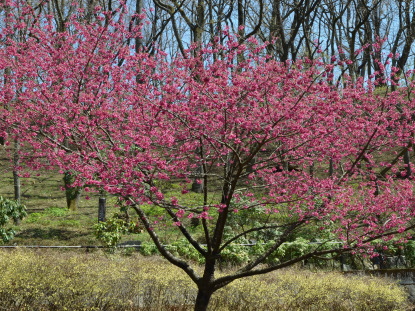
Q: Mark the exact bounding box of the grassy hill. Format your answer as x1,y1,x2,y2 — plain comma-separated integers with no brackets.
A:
0,156,118,246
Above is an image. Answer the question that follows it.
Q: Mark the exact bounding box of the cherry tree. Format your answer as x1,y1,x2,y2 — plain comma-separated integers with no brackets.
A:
2,3,415,310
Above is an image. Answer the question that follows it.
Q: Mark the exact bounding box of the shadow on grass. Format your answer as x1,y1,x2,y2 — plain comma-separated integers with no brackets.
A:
15,228,87,241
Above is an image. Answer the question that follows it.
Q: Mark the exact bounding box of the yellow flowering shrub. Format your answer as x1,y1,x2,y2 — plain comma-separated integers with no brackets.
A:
0,250,411,310
212,269,411,311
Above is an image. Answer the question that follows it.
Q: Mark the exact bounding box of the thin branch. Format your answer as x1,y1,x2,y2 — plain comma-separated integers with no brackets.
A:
129,199,200,284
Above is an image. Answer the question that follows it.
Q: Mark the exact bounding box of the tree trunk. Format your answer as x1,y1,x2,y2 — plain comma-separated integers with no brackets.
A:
66,189,81,211
194,289,213,311
13,139,21,224
191,147,204,193
135,0,144,52
13,139,20,203
191,164,204,193
63,172,81,211
246,157,255,174
329,158,334,177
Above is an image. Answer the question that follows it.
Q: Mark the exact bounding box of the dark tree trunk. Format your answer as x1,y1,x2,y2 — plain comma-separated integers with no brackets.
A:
194,256,217,311
194,289,213,311
13,139,20,203
13,139,21,225
404,148,412,178
246,157,255,174
135,0,143,52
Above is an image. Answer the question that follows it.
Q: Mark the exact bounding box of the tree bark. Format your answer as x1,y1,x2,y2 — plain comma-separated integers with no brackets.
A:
403,148,412,178
191,164,204,193
63,172,81,211
13,139,21,225
194,289,213,311
13,139,20,203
